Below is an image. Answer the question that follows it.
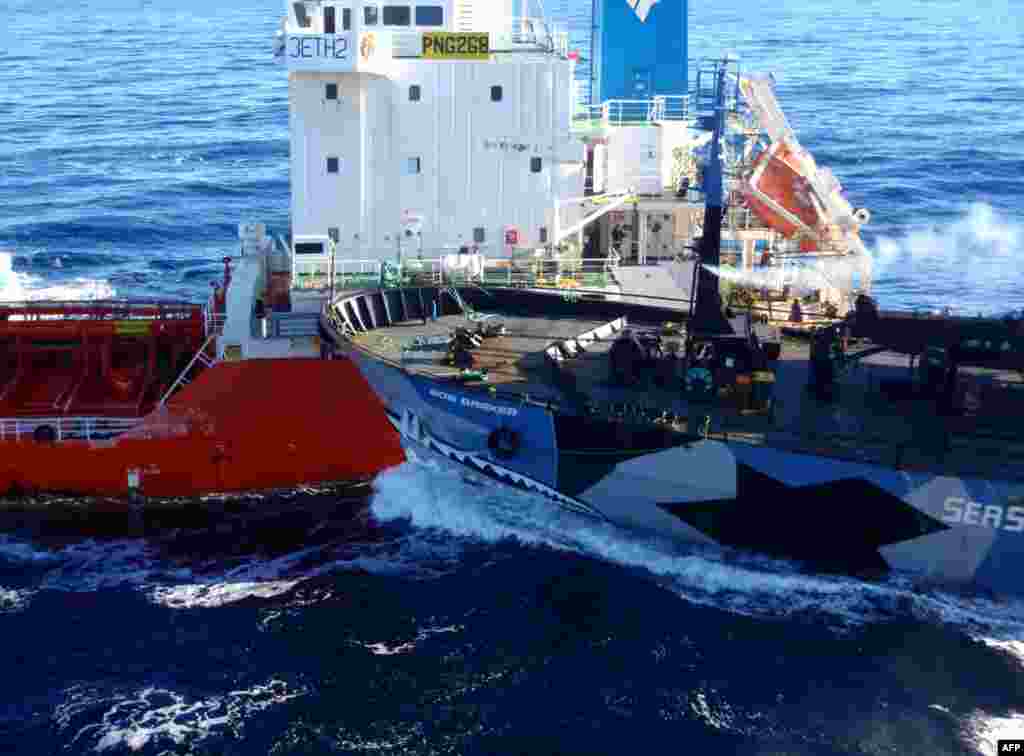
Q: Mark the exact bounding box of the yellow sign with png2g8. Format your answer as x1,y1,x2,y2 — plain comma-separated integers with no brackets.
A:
422,32,489,60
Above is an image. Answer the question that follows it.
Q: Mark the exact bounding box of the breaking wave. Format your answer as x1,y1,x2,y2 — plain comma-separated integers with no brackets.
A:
371,461,1024,643
0,482,463,610
869,202,1024,316
0,586,34,613
0,249,115,301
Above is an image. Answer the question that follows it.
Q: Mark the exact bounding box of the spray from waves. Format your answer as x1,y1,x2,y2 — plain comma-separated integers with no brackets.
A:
964,710,1024,756
0,249,115,301
0,586,35,613
371,462,1024,643
703,259,854,296
869,202,1024,315
371,462,897,626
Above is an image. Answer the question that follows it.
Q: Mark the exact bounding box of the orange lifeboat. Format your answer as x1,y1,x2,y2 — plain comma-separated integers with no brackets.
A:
741,142,823,237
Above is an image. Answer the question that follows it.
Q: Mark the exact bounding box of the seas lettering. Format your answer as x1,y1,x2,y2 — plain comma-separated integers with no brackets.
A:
289,35,349,60
942,496,1024,533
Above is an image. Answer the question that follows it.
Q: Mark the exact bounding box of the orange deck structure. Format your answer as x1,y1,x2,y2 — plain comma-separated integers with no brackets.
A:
0,357,404,498
0,301,205,420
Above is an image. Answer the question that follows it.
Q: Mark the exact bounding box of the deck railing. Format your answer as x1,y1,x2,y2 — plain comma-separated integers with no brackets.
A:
573,96,692,128
205,311,227,336
0,416,141,442
293,254,621,293
0,300,202,322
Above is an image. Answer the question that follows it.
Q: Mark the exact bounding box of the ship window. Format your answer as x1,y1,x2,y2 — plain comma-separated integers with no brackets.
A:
383,6,410,25
490,85,503,102
342,8,351,29
325,83,338,100
473,227,485,243
364,5,378,25
415,6,444,26
323,6,336,34
530,157,542,173
293,2,312,27
328,227,340,243
326,156,340,174
539,227,548,243
295,242,325,255
409,84,421,101
406,157,421,175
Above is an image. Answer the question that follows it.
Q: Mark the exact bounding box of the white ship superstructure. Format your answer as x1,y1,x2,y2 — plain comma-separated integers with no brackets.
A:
274,0,873,322
278,1,583,296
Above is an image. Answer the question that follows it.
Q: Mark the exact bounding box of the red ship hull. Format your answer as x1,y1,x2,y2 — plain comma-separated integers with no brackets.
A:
0,357,404,498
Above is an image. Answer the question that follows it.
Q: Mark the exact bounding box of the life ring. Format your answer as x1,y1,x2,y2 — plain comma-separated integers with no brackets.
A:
33,424,57,443
487,426,520,460
853,208,871,225
685,367,715,398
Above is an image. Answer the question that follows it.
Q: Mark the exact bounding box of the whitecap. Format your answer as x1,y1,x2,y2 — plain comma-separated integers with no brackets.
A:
0,586,34,613
371,462,1024,636
55,679,305,752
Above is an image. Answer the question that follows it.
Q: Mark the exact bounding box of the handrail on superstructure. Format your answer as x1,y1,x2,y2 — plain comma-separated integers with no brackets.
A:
300,253,620,294
573,96,692,128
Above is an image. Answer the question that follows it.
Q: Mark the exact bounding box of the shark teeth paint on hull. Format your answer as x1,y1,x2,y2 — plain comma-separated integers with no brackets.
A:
384,410,607,521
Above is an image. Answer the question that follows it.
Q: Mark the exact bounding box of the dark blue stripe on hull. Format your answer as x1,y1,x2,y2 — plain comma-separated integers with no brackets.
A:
658,463,949,572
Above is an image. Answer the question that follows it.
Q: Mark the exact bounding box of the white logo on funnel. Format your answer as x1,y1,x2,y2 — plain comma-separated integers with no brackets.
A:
626,0,660,23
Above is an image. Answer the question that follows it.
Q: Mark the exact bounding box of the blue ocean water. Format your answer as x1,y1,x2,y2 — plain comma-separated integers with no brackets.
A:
2,0,1024,754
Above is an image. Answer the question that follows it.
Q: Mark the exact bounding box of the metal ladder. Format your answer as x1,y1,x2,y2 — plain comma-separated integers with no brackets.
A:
158,333,219,407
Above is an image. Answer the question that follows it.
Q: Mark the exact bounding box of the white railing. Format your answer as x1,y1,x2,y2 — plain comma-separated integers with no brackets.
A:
0,416,142,442
205,311,227,336
477,256,619,289
204,295,227,336
654,95,691,121
573,104,606,125
573,96,692,127
498,16,569,57
292,258,396,291
603,100,657,125
313,254,621,291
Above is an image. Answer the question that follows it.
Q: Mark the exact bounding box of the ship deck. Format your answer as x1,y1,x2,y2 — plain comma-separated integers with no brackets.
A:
349,304,1024,482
